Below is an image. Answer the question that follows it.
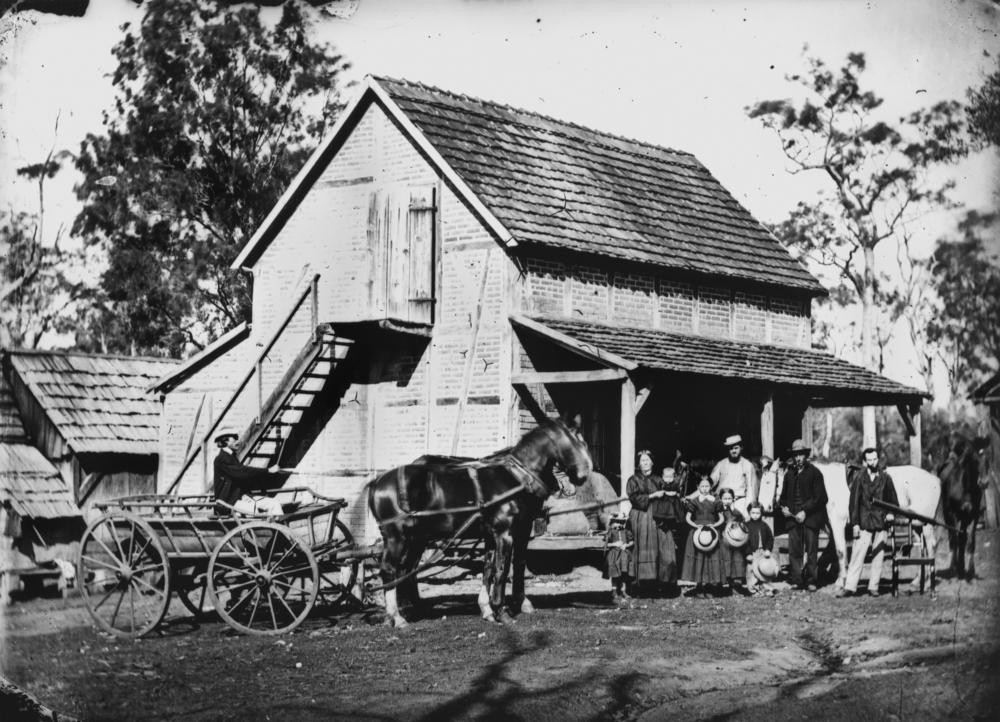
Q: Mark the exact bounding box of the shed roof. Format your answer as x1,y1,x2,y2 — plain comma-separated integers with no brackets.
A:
6,350,179,455
234,77,824,296
516,316,927,406
0,443,81,519
1,371,27,442
971,370,1000,404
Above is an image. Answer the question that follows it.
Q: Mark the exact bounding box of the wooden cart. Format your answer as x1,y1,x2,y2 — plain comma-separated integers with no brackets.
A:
76,489,365,637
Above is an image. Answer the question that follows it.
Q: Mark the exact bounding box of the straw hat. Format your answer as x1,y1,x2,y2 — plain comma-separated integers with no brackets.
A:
723,521,749,548
789,439,811,455
692,525,720,552
215,426,239,443
752,552,779,581
724,434,743,447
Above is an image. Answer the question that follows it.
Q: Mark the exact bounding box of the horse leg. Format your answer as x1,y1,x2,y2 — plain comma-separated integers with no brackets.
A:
380,535,409,629
398,541,427,618
510,517,534,616
489,529,515,624
479,549,496,623
966,520,977,581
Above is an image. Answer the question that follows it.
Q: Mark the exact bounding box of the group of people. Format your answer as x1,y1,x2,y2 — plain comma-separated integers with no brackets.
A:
605,434,901,606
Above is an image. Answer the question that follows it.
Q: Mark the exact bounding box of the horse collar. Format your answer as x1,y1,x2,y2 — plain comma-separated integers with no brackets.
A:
505,455,552,498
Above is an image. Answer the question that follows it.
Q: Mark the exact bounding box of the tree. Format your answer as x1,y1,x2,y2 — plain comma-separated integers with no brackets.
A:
73,0,350,356
1,124,90,350
968,55,1000,149
928,210,1000,406
748,50,966,445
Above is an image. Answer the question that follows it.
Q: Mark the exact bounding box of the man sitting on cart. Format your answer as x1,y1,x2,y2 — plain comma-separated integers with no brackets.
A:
213,426,289,516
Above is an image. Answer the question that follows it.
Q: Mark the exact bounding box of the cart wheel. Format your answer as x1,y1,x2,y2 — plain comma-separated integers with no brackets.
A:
317,519,360,607
77,512,170,638
175,567,215,619
208,522,318,636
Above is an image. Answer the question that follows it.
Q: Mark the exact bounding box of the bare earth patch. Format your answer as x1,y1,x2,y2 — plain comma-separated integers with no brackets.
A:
2,531,999,721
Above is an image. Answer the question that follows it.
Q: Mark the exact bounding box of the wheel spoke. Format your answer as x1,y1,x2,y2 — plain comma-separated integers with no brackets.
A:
129,574,165,600
268,540,297,571
267,593,279,629
129,583,136,634
129,533,153,568
271,563,313,580
107,520,128,567
247,527,265,570
272,589,296,620
91,581,121,610
131,564,163,576
81,553,120,572
109,584,126,629
227,586,258,615
247,589,262,628
92,535,124,569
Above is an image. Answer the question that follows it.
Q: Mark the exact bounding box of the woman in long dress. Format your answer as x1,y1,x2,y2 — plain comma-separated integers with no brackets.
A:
627,450,677,595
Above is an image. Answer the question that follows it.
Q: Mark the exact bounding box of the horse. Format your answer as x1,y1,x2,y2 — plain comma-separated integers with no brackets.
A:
939,437,987,580
367,417,593,628
760,460,941,590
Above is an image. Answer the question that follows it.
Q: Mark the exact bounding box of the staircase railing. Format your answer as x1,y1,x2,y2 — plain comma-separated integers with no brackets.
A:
164,273,320,494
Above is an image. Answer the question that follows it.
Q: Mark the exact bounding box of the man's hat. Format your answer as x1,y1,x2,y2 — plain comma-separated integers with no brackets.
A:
692,525,720,552
724,434,743,447
789,439,811,455
215,426,239,442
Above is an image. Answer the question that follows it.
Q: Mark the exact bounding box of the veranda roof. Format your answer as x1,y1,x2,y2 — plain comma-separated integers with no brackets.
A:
514,316,927,407
0,443,81,519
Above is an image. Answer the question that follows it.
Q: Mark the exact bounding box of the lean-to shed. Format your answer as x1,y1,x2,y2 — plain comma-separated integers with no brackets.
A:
3,350,179,515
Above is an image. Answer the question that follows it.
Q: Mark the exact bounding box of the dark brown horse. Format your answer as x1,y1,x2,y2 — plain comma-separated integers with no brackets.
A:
939,436,988,580
368,417,592,627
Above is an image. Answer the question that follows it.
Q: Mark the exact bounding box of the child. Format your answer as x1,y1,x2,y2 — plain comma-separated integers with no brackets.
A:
680,476,725,597
744,501,777,596
603,513,634,607
718,488,748,593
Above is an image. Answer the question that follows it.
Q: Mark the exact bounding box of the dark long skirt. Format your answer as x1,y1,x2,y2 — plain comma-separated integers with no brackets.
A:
681,536,723,585
628,509,676,583
719,540,747,581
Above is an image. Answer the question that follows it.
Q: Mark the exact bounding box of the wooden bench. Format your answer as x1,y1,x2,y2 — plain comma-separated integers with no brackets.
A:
888,519,935,596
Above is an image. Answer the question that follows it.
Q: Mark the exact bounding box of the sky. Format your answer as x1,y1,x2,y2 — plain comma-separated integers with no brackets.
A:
1,0,998,396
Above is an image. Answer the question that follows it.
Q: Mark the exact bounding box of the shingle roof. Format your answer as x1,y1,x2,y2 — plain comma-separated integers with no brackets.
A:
526,317,926,402
1,372,27,442
7,351,179,455
376,77,824,295
971,370,1000,403
0,443,81,519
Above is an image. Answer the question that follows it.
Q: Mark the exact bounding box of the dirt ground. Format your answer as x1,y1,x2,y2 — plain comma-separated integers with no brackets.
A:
2,530,999,722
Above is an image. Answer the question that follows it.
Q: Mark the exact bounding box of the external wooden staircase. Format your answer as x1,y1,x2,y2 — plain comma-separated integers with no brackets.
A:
237,324,352,468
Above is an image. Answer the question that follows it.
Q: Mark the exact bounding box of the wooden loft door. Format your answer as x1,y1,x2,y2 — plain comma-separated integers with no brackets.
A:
369,184,436,325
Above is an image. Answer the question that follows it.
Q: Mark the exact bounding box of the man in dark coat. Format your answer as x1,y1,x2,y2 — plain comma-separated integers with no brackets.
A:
779,439,827,591
213,426,288,515
837,447,898,597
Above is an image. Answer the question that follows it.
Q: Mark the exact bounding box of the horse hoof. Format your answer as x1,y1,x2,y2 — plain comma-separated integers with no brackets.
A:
393,617,409,629
495,609,515,625
481,611,496,624
520,598,536,615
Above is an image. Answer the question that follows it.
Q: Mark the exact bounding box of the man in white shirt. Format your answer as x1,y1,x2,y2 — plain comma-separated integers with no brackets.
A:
710,434,759,519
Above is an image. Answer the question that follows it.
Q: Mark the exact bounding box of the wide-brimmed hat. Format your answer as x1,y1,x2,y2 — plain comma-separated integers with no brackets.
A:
789,439,811,455
214,426,239,443
723,521,749,548
692,525,720,552
724,434,743,447
752,552,779,581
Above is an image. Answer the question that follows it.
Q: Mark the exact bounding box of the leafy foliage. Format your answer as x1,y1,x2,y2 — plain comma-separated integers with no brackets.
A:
748,50,966,374
73,0,350,356
928,210,1000,397
968,56,1000,149
0,209,88,350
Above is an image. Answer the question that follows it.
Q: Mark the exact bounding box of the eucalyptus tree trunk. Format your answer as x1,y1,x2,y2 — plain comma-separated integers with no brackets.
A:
861,244,877,448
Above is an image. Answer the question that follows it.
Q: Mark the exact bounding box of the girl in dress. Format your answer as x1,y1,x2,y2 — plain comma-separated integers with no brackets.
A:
744,501,777,596
603,513,634,607
718,488,748,594
681,476,725,597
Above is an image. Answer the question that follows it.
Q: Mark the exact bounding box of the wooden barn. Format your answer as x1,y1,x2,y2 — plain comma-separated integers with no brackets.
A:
155,77,926,544
2,350,179,516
